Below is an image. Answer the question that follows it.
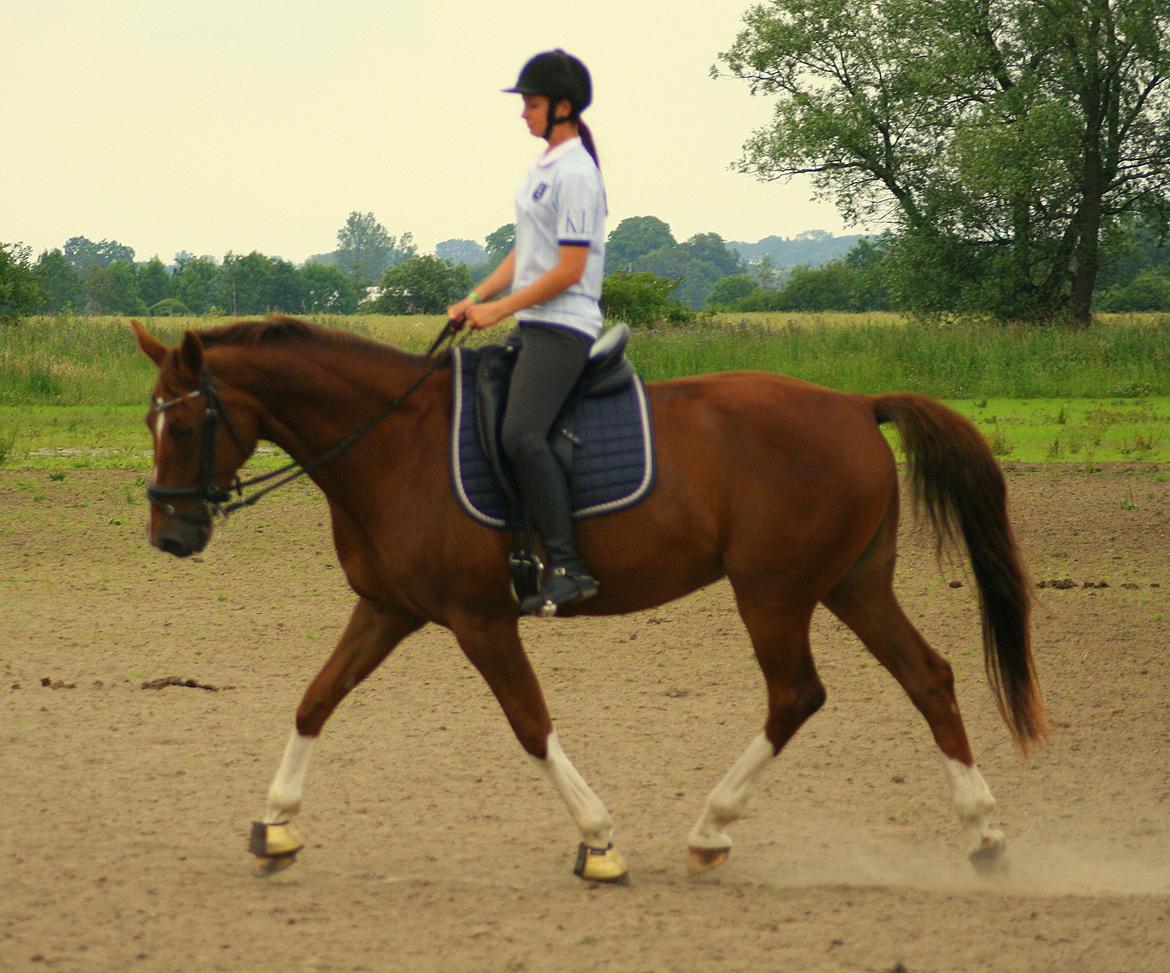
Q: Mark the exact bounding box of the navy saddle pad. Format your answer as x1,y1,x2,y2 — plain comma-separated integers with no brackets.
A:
450,344,656,529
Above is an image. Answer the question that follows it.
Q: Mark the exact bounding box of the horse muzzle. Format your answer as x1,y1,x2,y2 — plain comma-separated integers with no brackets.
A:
150,511,211,557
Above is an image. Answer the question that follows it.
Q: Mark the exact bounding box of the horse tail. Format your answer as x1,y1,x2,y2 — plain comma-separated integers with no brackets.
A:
873,393,1047,753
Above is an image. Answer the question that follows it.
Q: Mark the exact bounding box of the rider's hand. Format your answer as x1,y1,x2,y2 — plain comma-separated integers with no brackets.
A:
446,297,476,324
464,301,508,330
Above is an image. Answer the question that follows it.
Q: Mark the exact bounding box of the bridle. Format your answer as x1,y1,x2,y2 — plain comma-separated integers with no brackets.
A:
146,319,466,524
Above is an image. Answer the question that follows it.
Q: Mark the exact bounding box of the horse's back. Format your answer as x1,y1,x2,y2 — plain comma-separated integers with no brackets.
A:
647,370,895,487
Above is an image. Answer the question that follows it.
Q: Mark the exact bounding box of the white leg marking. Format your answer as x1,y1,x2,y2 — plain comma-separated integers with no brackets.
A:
942,756,1003,853
688,733,775,850
263,732,316,824
531,731,614,848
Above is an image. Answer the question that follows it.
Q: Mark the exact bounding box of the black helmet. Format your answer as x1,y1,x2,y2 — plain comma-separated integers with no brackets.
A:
504,49,592,118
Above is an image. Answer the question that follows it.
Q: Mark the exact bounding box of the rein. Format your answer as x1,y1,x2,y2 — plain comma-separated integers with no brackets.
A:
147,319,467,522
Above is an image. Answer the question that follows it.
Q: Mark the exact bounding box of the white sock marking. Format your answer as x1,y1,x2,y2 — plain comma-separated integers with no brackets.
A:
263,732,316,823
942,756,1002,852
532,731,614,848
689,733,775,850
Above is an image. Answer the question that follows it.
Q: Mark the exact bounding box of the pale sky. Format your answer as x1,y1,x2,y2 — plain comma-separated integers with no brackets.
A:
4,0,854,264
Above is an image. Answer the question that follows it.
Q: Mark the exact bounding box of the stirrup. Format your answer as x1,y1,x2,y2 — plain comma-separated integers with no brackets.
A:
520,566,598,618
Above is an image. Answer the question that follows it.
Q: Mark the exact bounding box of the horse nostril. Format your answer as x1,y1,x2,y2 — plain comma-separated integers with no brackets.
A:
158,536,190,558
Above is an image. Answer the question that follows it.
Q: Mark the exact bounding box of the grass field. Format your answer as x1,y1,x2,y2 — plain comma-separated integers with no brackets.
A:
2,312,1169,469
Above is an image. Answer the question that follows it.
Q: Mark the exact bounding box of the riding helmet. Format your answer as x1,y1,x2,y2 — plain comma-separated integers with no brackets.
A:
504,49,592,117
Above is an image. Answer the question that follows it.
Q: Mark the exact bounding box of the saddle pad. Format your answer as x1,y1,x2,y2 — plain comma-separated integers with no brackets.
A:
450,346,656,529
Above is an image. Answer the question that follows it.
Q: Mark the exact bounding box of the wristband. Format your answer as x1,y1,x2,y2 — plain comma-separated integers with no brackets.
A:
467,290,482,304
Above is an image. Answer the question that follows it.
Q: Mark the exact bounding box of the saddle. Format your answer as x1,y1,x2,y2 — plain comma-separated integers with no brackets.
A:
475,323,636,507
448,323,655,606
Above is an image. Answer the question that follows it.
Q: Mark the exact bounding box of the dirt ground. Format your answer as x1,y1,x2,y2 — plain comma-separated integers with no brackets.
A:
2,464,1169,973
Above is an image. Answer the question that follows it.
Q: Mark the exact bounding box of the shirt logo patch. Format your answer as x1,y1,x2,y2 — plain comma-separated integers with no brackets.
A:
532,182,549,201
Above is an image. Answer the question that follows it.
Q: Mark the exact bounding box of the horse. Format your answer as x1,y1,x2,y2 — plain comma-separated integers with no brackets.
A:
132,315,1045,882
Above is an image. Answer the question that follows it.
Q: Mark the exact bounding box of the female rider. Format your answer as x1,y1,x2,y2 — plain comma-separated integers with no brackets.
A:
447,49,606,615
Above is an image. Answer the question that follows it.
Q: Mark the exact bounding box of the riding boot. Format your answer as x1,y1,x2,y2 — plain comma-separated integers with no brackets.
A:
509,446,598,615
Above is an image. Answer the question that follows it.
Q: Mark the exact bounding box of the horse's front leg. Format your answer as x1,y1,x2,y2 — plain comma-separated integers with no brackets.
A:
452,613,628,883
251,598,421,875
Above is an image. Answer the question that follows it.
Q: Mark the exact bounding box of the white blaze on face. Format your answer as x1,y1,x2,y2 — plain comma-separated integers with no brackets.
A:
153,404,165,481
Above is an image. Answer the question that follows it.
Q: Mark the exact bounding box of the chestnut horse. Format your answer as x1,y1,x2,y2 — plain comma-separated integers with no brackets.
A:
133,316,1045,882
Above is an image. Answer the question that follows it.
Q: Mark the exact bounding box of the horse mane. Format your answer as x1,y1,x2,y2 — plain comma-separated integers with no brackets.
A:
196,315,395,357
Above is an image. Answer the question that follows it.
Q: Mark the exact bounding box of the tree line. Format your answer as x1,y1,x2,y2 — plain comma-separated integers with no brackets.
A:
2,208,1166,324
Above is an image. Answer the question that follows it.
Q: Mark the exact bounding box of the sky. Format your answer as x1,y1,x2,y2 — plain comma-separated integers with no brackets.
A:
3,0,854,264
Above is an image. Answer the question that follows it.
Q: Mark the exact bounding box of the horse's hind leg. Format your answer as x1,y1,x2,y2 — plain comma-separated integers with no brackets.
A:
251,598,422,875
688,596,825,873
451,614,627,882
822,529,1005,870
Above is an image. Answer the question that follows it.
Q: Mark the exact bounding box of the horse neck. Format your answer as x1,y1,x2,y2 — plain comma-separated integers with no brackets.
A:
209,342,441,468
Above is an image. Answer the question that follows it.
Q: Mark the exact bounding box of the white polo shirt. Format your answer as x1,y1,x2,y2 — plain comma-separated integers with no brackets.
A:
513,136,606,339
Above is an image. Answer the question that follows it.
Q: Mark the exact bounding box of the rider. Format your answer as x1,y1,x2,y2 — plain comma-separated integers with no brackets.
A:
447,49,605,614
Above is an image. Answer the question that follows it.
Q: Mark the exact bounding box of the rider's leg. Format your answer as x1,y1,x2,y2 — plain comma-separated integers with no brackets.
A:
502,322,596,612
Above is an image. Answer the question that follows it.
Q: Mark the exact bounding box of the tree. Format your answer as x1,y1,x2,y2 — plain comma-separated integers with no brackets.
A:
63,236,135,273
374,255,473,314
173,254,223,314
601,271,693,326
605,216,676,274
137,257,172,308
221,251,275,315
299,263,359,313
335,212,415,286
34,249,85,313
718,0,1170,323
705,274,758,308
436,239,488,266
484,223,516,265
0,243,46,319
85,260,145,314
634,233,743,308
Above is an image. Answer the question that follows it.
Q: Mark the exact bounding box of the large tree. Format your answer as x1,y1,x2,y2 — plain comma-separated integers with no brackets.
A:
335,212,415,287
374,255,473,314
63,236,136,274
605,216,677,274
718,0,1170,323
34,249,85,313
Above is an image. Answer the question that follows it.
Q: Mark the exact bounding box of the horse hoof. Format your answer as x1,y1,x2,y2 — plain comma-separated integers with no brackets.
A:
252,853,299,878
969,832,1008,875
687,846,730,874
573,842,629,883
249,820,305,877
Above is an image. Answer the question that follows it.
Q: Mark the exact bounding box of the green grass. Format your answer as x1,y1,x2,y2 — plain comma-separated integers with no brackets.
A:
631,317,1170,397
3,312,1169,469
2,398,1166,470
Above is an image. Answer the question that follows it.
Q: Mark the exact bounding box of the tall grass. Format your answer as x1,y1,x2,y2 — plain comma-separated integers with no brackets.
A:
3,311,1169,405
630,317,1170,397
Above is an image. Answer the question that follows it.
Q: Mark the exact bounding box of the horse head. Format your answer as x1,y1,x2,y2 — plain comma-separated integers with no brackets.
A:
133,321,260,557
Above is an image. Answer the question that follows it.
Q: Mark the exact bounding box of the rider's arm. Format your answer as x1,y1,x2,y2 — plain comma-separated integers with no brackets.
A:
461,245,587,330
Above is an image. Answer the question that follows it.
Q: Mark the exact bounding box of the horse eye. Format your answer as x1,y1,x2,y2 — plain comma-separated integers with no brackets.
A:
169,425,195,441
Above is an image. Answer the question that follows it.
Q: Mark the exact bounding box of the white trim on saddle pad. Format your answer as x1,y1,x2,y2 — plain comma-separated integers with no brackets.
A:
450,345,655,529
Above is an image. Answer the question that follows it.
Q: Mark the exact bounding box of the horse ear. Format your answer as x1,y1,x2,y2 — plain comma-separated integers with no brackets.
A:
132,320,167,366
178,330,205,378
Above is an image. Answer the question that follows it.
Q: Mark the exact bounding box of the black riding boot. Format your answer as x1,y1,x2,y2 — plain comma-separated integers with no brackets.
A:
510,445,598,615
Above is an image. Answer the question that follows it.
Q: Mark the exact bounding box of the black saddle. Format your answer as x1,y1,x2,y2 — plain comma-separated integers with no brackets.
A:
475,323,634,507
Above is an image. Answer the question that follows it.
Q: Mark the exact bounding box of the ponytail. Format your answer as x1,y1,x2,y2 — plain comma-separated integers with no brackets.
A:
578,119,601,170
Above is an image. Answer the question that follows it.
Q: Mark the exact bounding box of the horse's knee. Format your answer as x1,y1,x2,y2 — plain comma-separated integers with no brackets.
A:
765,679,825,742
